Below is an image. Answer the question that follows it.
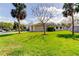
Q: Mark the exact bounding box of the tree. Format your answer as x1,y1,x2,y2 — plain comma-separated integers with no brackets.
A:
75,3,79,23
13,21,18,31
32,5,53,35
0,22,13,31
30,21,34,32
62,3,75,36
20,24,26,31
13,21,26,31
11,3,26,34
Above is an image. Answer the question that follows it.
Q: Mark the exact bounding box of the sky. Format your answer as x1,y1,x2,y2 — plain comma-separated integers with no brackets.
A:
0,3,64,24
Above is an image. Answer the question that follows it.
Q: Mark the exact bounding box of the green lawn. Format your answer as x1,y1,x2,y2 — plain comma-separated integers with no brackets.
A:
0,30,79,56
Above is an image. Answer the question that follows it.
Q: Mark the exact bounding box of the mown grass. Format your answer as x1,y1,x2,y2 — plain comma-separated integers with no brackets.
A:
0,30,79,56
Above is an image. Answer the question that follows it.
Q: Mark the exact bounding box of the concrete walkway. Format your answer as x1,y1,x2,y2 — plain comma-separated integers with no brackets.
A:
0,32,17,35
0,31,27,35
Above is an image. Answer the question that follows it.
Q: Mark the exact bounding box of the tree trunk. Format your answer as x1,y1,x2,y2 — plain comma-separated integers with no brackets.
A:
31,25,33,32
71,14,74,36
18,19,20,34
43,23,46,35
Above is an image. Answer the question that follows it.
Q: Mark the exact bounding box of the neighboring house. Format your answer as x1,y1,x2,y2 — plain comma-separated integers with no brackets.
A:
61,18,79,32
69,19,79,32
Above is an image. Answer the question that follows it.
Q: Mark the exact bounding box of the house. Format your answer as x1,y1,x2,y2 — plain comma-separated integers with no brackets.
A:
70,19,79,32
29,23,47,32
29,16,79,32
27,16,79,32
61,16,79,32
29,22,64,32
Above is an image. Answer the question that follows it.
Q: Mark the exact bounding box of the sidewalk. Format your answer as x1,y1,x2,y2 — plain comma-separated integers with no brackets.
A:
0,32,17,35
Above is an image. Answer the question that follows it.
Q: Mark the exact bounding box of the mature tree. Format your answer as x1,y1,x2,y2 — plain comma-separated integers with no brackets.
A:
11,3,26,34
63,3,75,36
13,21,26,31
32,5,53,35
0,22,13,31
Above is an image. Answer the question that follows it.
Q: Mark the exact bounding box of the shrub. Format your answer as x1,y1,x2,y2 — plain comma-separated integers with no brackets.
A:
47,26,55,31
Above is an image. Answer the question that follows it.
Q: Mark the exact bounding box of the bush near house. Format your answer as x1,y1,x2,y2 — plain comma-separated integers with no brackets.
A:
47,26,55,31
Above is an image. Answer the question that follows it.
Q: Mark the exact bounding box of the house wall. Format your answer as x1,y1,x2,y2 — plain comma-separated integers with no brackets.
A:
74,26,79,32
65,20,79,32
33,26,43,31
29,24,64,32
29,19,79,32
69,26,79,32
29,24,46,32
54,26,64,31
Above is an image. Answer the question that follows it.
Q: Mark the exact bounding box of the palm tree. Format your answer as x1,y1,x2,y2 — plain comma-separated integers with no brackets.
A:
63,3,75,36
11,3,26,34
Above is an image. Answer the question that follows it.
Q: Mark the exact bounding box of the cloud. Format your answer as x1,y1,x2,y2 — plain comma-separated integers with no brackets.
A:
0,16,26,24
43,6,64,15
36,6,64,24
0,16,30,25
59,13,79,24
32,6,64,24
47,17,66,24
20,20,29,24
46,8,79,24
0,16,15,23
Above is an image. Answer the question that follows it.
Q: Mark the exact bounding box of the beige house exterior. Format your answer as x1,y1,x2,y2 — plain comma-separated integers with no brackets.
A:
29,23,64,32
29,23,47,32
29,16,79,32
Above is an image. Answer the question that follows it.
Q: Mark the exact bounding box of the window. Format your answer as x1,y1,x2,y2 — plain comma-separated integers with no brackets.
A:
60,27,62,29
56,27,58,29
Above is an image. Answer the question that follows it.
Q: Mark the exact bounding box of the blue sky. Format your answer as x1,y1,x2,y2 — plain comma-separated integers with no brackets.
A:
0,3,64,24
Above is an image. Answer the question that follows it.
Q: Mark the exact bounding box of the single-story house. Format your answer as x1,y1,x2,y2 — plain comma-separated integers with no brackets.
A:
29,17,79,32
29,23,46,32
29,22,64,32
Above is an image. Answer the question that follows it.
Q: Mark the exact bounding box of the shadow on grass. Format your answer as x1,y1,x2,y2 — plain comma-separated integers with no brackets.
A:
0,34,14,37
57,34,79,39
